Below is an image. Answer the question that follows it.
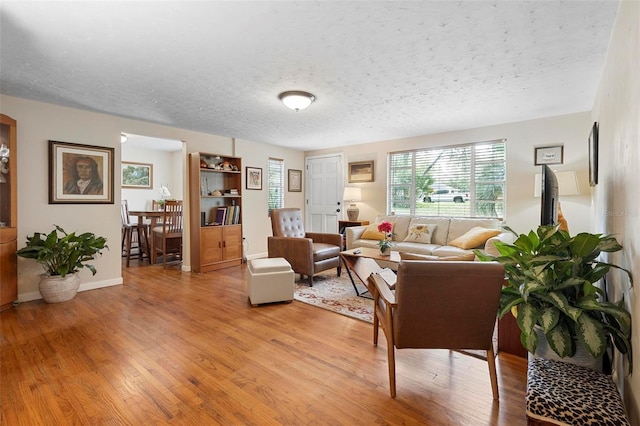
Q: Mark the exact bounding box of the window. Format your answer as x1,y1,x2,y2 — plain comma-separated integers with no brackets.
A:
388,140,506,218
268,158,284,213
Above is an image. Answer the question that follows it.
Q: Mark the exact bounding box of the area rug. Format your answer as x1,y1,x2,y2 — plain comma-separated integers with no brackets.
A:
294,271,374,323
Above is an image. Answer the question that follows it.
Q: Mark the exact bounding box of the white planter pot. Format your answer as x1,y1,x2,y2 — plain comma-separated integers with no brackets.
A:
529,326,603,372
39,273,81,303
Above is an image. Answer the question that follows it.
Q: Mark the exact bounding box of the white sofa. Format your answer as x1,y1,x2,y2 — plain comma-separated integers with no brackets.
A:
346,214,514,259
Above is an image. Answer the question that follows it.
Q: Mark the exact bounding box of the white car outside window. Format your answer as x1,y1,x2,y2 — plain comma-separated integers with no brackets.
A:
424,189,469,203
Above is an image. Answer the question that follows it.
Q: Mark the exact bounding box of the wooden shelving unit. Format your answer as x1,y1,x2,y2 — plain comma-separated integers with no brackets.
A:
189,152,243,272
0,114,17,311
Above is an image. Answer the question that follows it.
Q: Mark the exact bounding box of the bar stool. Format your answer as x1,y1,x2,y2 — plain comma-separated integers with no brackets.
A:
121,200,149,266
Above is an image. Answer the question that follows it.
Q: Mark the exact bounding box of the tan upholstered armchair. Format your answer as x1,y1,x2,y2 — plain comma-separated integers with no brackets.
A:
370,260,505,399
268,208,342,286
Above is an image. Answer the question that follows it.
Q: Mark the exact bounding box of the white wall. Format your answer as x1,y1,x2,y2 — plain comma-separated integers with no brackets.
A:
235,139,306,258
1,94,304,302
591,0,639,421
306,112,593,235
121,144,183,211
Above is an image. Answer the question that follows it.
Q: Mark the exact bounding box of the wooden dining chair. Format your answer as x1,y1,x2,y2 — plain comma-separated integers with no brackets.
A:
151,200,183,268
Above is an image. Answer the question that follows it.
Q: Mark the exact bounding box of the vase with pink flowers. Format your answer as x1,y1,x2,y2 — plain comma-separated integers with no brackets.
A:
377,221,393,255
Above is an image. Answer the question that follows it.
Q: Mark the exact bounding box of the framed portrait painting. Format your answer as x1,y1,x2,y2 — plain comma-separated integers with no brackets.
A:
348,161,374,183
122,161,153,189
49,140,114,204
288,169,302,192
246,166,262,190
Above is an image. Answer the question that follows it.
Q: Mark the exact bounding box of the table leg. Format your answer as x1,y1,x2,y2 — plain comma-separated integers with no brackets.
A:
340,255,375,299
133,214,151,263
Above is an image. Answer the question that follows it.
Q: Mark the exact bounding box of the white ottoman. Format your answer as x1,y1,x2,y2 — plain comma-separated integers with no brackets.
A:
248,258,294,306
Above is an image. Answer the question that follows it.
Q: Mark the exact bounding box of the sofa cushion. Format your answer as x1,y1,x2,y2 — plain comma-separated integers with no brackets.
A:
449,226,502,250
408,217,451,246
403,223,437,244
399,252,476,261
361,223,390,240
447,218,501,244
431,246,476,257
374,215,412,241
351,238,382,250
393,242,439,255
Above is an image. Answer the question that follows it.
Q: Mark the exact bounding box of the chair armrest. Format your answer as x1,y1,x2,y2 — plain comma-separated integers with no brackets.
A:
370,274,396,306
305,232,342,247
483,231,516,257
346,226,368,249
267,236,314,274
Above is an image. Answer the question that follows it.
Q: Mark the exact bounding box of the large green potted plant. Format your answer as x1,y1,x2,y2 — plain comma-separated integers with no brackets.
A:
475,225,633,372
17,225,108,303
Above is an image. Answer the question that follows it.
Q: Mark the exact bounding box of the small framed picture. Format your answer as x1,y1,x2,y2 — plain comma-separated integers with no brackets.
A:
348,161,374,183
589,122,598,186
288,169,302,192
534,145,564,165
49,140,114,204
246,166,262,190
121,161,153,189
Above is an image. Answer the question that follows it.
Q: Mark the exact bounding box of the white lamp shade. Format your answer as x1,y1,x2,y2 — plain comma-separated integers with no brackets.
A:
343,187,362,201
534,170,580,197
279,91,315,111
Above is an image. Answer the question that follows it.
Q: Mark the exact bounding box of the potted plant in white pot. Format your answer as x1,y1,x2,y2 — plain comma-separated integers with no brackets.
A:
475,225,632,373
17,225,108,303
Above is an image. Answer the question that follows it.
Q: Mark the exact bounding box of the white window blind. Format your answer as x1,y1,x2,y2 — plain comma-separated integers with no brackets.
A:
388,140,506,218
268,158,284,213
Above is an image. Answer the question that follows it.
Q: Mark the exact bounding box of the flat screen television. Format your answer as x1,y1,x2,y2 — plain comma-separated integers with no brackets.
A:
541,164,559,225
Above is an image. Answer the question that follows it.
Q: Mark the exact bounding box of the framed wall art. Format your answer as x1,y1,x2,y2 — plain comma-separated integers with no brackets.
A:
589,122,599,186
246,166,262,190
348,161,374,183
121,161,153,189
49,140,114,204
288,169,302,192
534,145,564,165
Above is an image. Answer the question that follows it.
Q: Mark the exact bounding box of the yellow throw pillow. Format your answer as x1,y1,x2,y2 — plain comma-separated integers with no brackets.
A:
403,224,437,244
399,252,475,261
448,227,501,250
361,223,393,241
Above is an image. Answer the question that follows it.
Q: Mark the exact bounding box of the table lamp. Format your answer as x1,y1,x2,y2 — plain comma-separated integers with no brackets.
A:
343,187,362,221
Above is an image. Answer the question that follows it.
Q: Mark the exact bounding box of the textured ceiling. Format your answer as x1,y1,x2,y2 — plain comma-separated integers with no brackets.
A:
0,1,619,151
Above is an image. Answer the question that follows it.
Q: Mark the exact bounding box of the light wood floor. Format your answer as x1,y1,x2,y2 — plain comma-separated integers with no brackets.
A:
1,260,529,425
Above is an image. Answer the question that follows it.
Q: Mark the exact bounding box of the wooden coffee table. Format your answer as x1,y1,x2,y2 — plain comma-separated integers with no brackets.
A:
340,248,399,298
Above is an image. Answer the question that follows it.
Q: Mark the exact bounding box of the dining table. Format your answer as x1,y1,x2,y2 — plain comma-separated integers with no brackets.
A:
128,210,165,265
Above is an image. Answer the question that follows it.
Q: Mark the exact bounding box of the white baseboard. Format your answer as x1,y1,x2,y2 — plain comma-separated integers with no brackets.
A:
17,277,123,303
247,252,268,260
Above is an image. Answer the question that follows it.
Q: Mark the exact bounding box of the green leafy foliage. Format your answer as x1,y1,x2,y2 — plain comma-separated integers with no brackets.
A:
475,225,633,373
16,225,108,277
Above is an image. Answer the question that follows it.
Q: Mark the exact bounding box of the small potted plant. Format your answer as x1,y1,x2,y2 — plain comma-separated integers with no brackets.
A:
17,225,108,303
377,221,393,255
475,225,633,372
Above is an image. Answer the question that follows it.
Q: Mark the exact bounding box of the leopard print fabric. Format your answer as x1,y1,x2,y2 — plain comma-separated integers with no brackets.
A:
526,358,630,425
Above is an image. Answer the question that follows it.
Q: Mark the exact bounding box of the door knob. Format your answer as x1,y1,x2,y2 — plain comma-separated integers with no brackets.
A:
336,208,341,212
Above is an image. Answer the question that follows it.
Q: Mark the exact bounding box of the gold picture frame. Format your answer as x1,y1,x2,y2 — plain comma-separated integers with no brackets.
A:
534,145,564,165
121,161,153,189
49,140,114,204
348,161,374,183
288,169,302,192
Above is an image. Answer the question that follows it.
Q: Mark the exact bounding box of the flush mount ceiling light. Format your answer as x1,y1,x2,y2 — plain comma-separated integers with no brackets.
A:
278,90,316,112
120,133,128,144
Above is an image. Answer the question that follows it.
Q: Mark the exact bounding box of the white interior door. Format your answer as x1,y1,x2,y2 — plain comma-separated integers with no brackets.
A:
305,154,343,233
